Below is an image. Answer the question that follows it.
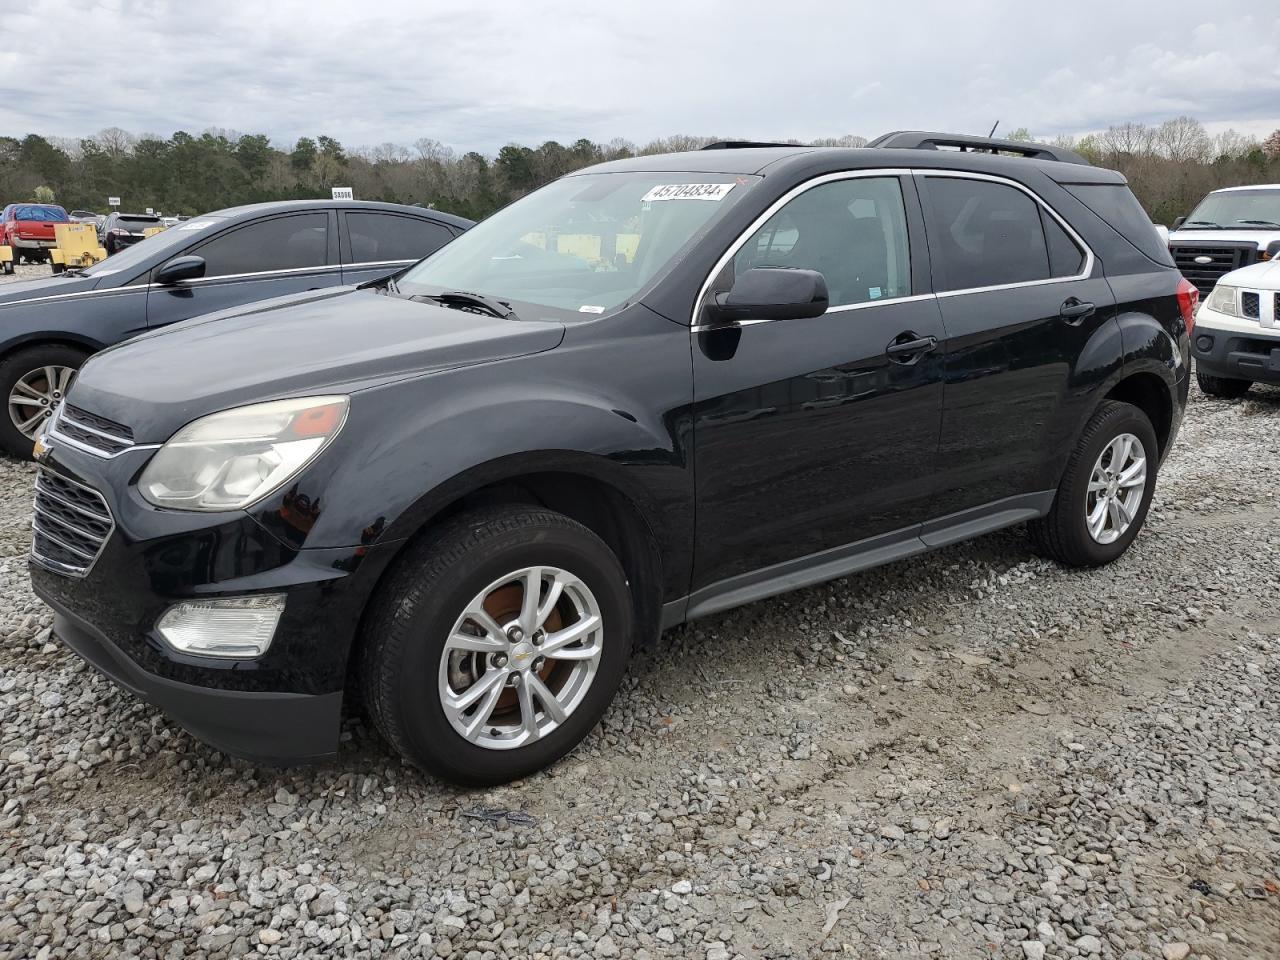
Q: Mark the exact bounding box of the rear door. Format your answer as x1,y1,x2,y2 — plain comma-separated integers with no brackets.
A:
145,211,341,328
916,172,1116,518
340,211,458,284
691,172,945,591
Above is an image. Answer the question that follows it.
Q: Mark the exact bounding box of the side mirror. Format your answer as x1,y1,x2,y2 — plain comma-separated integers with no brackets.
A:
1153,224,1170,246
154,255,206,285
1172,216,1187,230
703,267,829,325
1266,239,1280,261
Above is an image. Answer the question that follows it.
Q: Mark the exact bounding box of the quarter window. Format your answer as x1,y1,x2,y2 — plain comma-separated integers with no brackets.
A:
192,213,329,278
345,213,454,264
926,178,1087,291
734,177,911,307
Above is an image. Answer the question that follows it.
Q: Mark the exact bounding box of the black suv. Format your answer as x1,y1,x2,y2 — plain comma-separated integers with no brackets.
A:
0,199,471,458
28,133,1192,785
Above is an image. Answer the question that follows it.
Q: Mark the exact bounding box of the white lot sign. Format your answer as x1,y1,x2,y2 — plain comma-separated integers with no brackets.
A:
331,187,354,201
107,196,120,207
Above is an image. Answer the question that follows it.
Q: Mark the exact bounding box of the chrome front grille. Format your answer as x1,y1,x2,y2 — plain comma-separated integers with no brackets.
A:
30,470,114,577
1170,243,1256,296
1242,291,1261,319
50,404,135,457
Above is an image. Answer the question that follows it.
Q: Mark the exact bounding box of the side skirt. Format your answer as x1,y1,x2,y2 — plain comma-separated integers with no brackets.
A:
661,491,1054,629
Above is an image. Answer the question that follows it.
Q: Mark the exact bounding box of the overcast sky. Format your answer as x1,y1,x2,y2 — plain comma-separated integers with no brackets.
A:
2,0,1278,154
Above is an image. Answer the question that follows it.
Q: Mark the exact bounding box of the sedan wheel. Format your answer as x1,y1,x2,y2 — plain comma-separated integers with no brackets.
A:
8,364,75,439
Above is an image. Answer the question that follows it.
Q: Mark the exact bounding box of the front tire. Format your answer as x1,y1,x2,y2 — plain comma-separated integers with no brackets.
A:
1029,400,1158,567
0,344,87,459
359,505,634,786
1196,369,1251,399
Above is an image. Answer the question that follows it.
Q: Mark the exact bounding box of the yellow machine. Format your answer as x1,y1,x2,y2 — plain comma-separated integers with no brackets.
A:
49,223,108,273
0,244,12,275
142,225,168,239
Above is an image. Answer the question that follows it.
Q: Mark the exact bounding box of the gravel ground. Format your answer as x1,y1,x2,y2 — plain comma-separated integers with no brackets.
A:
0,260,1277,959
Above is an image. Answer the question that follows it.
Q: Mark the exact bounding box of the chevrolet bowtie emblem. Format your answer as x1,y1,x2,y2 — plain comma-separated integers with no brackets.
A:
32,434,51,462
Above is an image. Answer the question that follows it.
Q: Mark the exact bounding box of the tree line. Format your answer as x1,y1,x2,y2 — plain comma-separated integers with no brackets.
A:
2,118,1278,225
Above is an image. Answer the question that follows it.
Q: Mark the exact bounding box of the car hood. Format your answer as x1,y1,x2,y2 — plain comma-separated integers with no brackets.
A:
1168,229,1280,247
1220,258,1280,289
68,286,565,442
0,273,104,307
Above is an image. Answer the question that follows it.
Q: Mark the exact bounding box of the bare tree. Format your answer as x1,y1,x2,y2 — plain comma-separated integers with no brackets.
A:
1098,122,1155,161
93,126,137,160
1156,116,1210,163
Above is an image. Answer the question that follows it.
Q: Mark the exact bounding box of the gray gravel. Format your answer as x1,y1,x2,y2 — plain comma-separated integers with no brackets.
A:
1,259,1277,958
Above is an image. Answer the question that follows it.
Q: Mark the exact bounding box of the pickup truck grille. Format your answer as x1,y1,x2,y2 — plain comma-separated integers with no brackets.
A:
1170,243,1257,295
30,471,114,577
1242,291,1260,319
50,404,135,457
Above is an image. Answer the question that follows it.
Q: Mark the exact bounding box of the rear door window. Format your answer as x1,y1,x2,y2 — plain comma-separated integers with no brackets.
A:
192,213,330,278
345,212,454,264
924,178,1053,291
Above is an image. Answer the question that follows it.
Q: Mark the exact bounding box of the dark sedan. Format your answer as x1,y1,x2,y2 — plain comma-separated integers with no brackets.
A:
0,199,472,457
98,212,163,254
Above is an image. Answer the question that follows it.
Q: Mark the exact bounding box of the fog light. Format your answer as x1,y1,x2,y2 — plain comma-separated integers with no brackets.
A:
156,595,286,658
1196,334,1213,352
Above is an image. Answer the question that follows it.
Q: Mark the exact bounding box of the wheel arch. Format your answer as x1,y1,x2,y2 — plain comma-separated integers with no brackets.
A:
0,332,105,362
1104,368,1174,457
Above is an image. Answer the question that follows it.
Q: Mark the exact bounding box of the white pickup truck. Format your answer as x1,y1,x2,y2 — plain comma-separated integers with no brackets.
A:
1172,184,1280,397
1168,184,1280,295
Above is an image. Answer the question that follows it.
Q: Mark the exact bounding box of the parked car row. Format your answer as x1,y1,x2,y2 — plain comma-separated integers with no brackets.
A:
20,131,1195,785
0,199,472,455
1168,183,1280,397
1,202,71,266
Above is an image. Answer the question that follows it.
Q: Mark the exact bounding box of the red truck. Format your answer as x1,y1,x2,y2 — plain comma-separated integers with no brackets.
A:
1,203,71,264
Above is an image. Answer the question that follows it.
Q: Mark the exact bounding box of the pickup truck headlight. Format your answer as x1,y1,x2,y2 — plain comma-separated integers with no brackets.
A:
1202,284,1238,318
139,396,348,511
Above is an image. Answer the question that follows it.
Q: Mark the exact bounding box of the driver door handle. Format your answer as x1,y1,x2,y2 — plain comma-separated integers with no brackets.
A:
886,332,938,363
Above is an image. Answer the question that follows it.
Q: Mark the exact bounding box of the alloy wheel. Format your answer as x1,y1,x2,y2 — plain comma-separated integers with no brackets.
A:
8,365,75,439
1084,432,1147,545
438,565,604,750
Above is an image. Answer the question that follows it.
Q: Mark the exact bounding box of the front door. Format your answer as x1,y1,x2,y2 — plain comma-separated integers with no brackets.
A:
915,173,1117,517
146,211,342,328
691,173,944,593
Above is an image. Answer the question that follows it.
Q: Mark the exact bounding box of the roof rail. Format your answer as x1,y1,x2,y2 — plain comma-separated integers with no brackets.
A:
701,140,801,150
865,131,1090,166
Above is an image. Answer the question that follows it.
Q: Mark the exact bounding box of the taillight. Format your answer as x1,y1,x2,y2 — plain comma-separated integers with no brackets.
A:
1176,277,1198,336
109,228,129,237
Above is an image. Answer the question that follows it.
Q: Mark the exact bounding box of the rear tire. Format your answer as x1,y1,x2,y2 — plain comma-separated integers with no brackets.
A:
359,505,634,786
1196,369,1251,399
1029,400,1158,567
0,344,88,459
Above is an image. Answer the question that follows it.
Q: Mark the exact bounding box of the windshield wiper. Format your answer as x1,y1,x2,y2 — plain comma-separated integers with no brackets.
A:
415,290,520,320
1184,220,1222,229
1235,219,1280,228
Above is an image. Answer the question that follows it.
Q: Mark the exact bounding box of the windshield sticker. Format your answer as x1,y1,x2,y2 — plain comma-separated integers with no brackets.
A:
642,183,736,203
578,305,606,314
179,220,216,230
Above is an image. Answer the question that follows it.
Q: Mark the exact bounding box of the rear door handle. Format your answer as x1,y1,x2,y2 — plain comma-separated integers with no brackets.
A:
886,333,938,363
1060,298,1096,324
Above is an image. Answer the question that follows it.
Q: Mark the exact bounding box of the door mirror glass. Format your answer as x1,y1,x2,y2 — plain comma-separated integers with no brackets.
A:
704,267,829,324
1173,216,1187,229
1152,224,1170,246
154,255,206,285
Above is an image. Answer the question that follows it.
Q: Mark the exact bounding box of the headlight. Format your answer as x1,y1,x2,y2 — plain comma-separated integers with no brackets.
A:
1202,284,1238,318
139,396,348,511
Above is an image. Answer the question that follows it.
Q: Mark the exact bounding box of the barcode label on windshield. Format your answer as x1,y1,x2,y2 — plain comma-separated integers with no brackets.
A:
642,183,736,202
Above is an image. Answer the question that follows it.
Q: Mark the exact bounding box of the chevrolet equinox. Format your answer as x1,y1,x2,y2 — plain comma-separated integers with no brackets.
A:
28,132,1193,785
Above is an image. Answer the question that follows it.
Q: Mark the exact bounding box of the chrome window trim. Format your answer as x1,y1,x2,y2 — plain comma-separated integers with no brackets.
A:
690,168,914,329
175,263,344,285
913,170,1095,297
344,259,416,269
690,166,1098,331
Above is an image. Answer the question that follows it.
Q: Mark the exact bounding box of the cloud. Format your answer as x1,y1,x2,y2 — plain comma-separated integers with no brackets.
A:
0,0,1277,153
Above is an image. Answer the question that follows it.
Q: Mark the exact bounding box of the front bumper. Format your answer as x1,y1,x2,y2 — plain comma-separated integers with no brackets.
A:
28,445,403,763
45,602,342,763
1193,315,1280,385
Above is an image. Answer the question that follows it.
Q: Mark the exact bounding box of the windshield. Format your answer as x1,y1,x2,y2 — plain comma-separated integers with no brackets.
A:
398,172,759,316
15,205,68,222
81,216,226,277
1185,190,1280,228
